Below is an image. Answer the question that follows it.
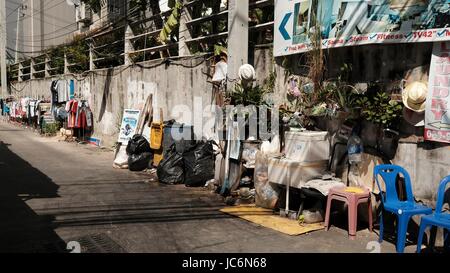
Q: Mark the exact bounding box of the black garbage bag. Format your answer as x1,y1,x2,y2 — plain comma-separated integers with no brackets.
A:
162,122,195,155
126,134,151,155
184,141,215,187
129,152,153,172
157,145,185,185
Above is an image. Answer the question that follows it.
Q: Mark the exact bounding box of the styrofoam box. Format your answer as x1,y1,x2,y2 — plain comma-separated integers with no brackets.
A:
268,157,328,189
284,131,330,162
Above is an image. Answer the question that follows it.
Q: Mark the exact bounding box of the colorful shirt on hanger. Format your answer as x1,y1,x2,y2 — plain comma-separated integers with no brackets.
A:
65,99,92,129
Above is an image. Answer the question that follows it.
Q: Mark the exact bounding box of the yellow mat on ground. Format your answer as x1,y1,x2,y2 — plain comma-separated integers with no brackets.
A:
220,205,325,236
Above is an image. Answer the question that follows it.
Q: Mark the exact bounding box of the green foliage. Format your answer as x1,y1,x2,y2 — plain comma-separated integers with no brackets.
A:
45,34,90,74
230,84,267,107
262,71,276,94
65,36,90,72
159,1,183,44
214,45,227,56
46,46,65,75
322,64,359,111
356,91,403,128
42,122,61,136
229,70,277,107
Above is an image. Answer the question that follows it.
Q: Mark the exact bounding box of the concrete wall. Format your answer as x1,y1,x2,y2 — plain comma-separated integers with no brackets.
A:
10,56,215,147
394,140,450,205
9,43,449,203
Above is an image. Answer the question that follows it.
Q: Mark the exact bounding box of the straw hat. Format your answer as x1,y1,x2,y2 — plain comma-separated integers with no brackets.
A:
402,81,428,113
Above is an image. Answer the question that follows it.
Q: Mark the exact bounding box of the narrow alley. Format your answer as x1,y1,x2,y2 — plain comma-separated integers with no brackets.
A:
0,121,400,253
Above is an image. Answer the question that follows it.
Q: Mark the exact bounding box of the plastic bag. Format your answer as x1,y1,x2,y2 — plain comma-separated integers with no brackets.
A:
126,134,151,155
260,135,280,155
254,151,280,209
128,152,153,172
183,141,215,187
157,145,185,185
113,145,129,169
301,210,324,224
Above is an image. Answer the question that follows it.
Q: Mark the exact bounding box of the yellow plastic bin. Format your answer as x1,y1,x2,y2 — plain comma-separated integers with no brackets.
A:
151,122,164,166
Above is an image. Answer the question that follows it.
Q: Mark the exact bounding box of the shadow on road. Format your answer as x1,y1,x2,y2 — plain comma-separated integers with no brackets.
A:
0,141,66,253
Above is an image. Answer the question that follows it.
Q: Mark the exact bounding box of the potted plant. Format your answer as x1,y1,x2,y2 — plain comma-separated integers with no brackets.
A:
355,90,403,158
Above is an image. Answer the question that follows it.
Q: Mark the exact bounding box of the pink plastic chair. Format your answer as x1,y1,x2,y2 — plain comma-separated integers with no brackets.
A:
324,186,373,239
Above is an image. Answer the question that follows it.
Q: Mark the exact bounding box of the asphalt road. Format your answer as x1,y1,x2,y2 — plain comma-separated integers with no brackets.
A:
0,121,404,253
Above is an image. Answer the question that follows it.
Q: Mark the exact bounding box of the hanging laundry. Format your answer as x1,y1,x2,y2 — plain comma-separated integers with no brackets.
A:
51,81,59,104
65,99,92,130
51,80,71,104
21,97,30,118
28,100,37,119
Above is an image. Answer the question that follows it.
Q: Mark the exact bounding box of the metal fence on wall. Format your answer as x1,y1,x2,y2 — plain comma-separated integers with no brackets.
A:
8,0,274,83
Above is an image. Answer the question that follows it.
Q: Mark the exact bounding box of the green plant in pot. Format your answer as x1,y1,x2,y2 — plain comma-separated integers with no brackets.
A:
328,64,361,117
355,90,403,160
230,83,268,107
356,91,403,129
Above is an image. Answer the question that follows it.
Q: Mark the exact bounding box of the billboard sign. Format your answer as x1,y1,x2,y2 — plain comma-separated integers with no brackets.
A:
274,0,450,57
425,41,450,144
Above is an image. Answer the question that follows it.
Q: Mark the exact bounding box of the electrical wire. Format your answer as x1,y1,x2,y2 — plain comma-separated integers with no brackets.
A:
8,1,225,76
6,3,21,18
8,0,70,26
14,1,172,60
10,81,30,93
13,1,141,47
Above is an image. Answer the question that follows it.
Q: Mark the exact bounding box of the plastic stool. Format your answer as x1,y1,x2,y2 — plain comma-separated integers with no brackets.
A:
324,186,373,239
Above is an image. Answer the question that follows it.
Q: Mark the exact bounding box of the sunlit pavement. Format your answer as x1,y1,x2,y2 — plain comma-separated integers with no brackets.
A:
0,121,403,253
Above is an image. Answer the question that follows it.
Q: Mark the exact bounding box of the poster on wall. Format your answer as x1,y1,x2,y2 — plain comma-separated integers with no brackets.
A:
118,109,141,144
425,41,450,144
274,0,450,57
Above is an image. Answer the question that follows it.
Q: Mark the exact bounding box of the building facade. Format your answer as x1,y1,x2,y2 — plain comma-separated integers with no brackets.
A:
8,0,77,59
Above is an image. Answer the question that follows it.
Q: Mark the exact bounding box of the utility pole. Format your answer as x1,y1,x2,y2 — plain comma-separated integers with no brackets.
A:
15,2,24,63
0,0,8,97
227,0,249,92
30,0,34,57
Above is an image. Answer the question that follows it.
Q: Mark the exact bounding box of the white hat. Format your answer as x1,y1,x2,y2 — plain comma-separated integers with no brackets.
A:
402,81,428,113
239,64,256,82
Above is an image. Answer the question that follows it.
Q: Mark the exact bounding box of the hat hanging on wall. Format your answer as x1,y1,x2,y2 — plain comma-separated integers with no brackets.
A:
238,64,256,82
402,81,428,113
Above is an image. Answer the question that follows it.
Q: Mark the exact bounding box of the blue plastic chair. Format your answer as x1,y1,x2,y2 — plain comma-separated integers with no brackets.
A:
374,164,433,253
416,176,450,253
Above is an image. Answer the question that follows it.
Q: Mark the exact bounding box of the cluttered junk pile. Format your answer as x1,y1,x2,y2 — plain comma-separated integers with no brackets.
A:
113,95,216,186
0,79,93,142
111,103,347,226
110,65,350,230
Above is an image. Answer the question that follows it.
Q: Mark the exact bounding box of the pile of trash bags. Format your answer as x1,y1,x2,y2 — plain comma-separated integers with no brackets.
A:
157,141,215,187
126,135,153,172
157,144,185,184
